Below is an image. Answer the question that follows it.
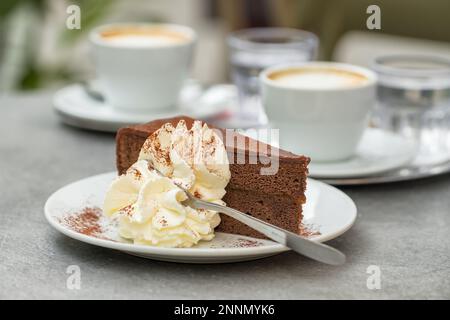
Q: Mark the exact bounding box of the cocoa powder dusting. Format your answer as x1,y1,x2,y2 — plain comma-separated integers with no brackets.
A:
61,207,103,237
159,218,168,227
193,191,202,198
299,223,321,238
232,238,263,248
129,167,142,180
122,204,133,217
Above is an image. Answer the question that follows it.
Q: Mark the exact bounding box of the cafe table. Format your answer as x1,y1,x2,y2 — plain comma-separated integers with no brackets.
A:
0,90,449,299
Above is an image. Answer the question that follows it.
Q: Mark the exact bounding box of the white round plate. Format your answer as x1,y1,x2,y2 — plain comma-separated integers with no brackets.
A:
309,128,417,178
44,172,356,263
53,81,236,132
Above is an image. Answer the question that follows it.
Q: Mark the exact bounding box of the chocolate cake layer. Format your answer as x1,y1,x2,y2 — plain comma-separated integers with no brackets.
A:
115,116,310,237
219,189,304,238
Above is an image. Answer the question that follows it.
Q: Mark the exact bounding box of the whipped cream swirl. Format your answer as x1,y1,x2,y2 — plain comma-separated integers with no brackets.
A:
103,120,230,247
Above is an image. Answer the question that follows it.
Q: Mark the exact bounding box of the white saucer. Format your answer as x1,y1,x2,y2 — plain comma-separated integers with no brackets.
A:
44,172,356,264
309,128,417,178
53,81,237,132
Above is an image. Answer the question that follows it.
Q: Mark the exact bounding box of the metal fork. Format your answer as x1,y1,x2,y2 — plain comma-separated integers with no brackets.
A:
151,165,346,265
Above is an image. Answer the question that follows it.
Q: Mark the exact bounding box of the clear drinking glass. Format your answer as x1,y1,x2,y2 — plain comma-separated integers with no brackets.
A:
228,28,318,127
372,55,450,165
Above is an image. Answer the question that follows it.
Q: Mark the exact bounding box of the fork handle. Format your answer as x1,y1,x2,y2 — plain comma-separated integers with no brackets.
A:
193,200,346,265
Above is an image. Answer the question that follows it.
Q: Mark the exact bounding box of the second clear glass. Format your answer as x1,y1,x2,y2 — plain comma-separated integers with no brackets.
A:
372,55,450,165
228,28,318,127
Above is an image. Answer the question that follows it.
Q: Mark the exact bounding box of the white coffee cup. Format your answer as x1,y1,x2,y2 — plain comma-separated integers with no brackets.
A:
261,62,377,162
90,23,196,112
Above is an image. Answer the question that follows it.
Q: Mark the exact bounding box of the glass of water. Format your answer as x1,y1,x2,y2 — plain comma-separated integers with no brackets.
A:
228,28,318,127
372,55,450,165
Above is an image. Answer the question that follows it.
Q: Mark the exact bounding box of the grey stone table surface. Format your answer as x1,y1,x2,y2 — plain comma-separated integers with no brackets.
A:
0,91,449,300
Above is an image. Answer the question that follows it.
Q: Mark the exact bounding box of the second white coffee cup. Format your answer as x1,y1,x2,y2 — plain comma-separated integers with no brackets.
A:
261,62,377,162
90,23,196,112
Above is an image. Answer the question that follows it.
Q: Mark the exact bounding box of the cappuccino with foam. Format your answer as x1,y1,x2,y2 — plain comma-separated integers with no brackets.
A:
267,67,369,89
98,26,191,47
261,62,377,161
90,23,195,111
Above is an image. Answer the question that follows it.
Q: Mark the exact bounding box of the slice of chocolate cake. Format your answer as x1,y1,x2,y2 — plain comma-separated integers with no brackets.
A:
116,116,310,239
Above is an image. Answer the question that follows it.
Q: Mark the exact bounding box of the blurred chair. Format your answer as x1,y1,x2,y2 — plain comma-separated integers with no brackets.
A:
217,0,450,60
333,31,450,67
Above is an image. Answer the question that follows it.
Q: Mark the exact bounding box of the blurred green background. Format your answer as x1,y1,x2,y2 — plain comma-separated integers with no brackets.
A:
1,0,449,92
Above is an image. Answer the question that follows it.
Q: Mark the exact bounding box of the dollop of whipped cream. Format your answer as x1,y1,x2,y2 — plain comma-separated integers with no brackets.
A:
103,120,230,247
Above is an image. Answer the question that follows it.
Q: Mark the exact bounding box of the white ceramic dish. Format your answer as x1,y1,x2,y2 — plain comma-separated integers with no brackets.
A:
44,172,356,263
53,81,236,132
309,128,417,178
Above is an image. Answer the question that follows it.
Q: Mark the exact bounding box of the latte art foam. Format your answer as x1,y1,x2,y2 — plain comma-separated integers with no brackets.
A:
268,68,369,89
